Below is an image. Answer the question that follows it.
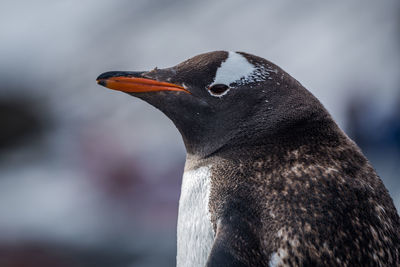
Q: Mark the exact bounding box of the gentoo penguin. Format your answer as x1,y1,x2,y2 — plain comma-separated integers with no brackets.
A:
97,51,400,266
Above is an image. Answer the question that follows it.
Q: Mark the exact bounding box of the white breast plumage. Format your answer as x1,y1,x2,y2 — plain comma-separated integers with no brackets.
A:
176,165,215,267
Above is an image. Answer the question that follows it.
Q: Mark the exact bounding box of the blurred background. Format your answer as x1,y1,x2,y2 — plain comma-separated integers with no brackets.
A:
0,0,399,266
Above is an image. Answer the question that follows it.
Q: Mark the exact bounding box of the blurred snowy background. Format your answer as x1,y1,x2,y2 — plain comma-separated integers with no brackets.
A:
0,0,399,266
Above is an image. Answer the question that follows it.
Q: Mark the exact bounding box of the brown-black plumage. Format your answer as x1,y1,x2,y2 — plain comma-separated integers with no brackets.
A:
97,51,400,266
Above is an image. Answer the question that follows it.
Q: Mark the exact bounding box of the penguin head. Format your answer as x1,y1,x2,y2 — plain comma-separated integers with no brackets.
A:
97,51,331,157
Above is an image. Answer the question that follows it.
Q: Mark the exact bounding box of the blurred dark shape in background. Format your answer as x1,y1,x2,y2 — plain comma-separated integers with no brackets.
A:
346,94,400,152
0,0,399,266
0,96,47,151
346,93,400,196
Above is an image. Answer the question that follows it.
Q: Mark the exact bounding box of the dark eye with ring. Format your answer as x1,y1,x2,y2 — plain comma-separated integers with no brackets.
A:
208,84,229,95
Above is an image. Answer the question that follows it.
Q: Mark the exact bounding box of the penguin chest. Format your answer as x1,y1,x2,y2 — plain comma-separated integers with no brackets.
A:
177,166,215,267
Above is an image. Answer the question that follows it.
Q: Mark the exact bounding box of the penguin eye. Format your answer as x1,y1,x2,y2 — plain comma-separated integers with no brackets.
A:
208,84,229,95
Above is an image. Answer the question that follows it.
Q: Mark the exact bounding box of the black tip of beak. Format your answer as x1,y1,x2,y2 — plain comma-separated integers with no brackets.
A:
96,71,146,81
97,79,107,87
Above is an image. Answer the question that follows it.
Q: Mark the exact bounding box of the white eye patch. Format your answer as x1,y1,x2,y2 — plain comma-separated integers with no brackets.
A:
208,51,277,97
210,51,255,87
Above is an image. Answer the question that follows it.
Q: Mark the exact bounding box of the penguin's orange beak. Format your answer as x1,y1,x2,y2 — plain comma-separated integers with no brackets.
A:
96,73,190,94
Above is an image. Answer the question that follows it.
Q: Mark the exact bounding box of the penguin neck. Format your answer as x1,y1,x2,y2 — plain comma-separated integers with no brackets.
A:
184,115,345,161
207,125,351,169
180,130,232,159
179,99,343,159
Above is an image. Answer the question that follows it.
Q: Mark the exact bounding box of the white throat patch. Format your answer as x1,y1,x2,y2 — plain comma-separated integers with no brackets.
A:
177,165,214,267
208,51,277,97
